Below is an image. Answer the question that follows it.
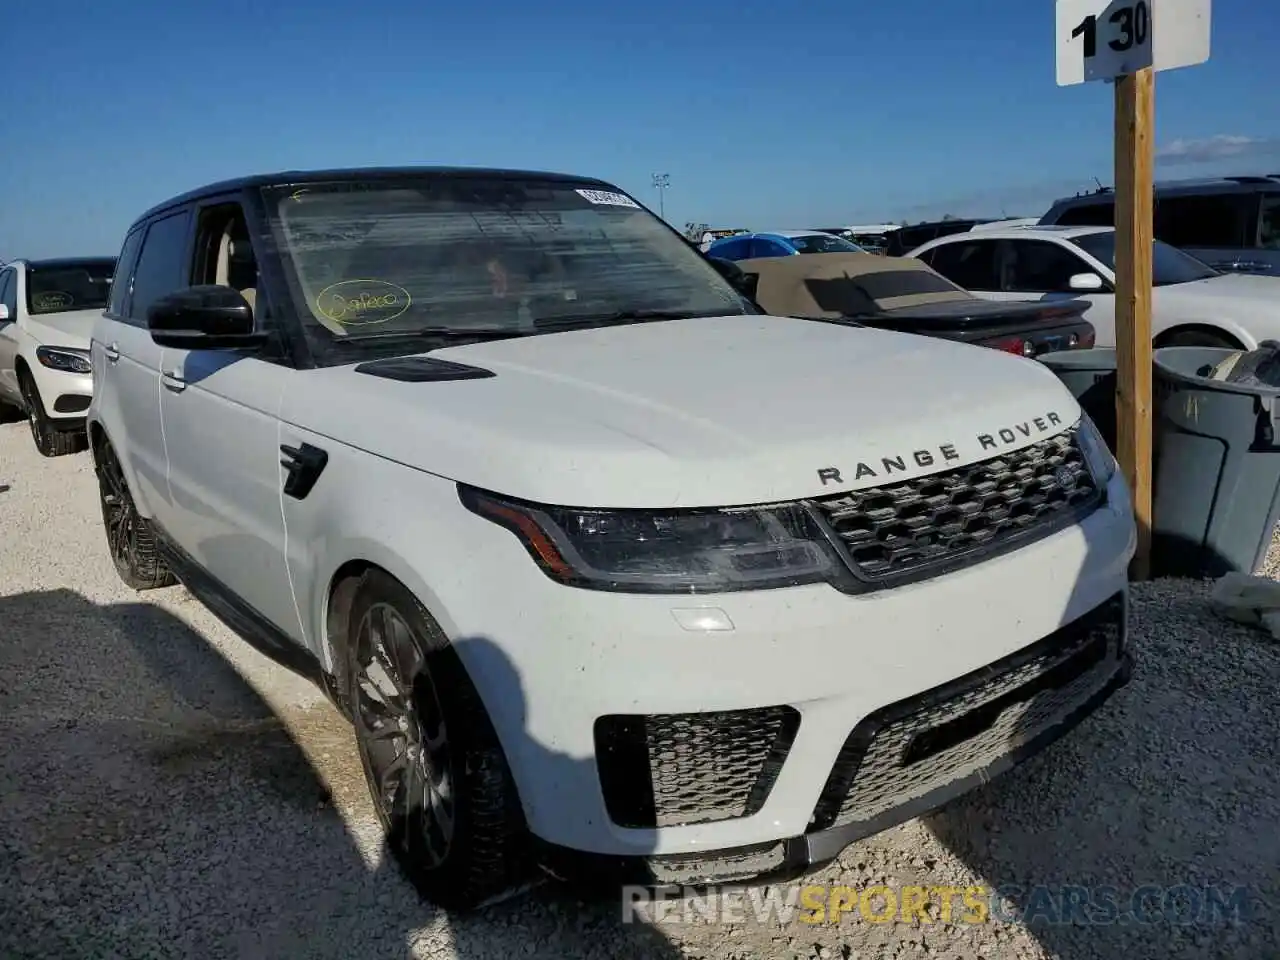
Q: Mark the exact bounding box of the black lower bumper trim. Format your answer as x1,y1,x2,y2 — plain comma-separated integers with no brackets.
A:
534,653,1132,894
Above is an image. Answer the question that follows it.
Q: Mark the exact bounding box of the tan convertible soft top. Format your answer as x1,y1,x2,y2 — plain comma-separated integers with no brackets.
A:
735,252,975,318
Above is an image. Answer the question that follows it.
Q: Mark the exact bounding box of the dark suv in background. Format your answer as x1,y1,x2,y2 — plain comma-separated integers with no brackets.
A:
882,218,996,257
1039,175,1280,276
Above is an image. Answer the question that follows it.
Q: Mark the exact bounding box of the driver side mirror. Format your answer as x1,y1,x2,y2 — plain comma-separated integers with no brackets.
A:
0,305,9,322
1068,272,1105,292
147,285,268,350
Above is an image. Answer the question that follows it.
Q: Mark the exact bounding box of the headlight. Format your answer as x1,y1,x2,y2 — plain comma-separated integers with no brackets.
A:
460,486,842,593
1076,413,1117,485
35,346,91,375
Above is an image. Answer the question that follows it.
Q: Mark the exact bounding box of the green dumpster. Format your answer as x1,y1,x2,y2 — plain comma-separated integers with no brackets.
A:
1038,345,1280,578
1150,346,1280,579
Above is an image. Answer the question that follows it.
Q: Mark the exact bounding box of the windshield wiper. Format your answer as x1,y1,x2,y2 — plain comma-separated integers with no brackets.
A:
534,309,741,331
340,327,527,346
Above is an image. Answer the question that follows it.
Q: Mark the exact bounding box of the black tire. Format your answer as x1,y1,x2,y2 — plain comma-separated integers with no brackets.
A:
93,435,176,590
1157,329,1241,350
346,569,528,910
19,373,84,457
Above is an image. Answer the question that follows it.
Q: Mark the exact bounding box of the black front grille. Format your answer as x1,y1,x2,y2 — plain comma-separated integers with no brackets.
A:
595,706,800,829
812,426,1101,586
810,594,1125,832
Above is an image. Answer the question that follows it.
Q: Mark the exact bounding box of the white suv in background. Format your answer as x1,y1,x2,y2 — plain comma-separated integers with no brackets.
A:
89,166,1135,910
908,224,1280,350
0,257,115,456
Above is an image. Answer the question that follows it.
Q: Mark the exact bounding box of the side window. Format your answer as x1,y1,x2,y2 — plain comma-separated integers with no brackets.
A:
0,268,15,318
127,210,193,326
927,240,999,290
107,229,144,318
1257,194,1280,250
1054,202,1114,227
1154,193,1248,248
192,202,263,319
1004,240,1092,293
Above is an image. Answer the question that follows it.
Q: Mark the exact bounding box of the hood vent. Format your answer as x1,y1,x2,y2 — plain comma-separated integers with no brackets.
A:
354,356,496,382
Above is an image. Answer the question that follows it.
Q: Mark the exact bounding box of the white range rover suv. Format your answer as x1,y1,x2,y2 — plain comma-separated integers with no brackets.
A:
88,167,1136,909
0,257,115,456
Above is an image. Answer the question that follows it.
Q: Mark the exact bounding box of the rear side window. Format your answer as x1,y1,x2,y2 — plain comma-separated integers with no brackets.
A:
927,240,999,290
1053,202,1114,227
128,211,192,324
886,227,933,255
1154,194,1249,248
108,229,144,317
1004,240,1092,293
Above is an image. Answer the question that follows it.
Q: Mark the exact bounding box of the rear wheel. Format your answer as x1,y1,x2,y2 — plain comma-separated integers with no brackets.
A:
346,570,527,910
1156,329,1242,350
94,436,176,590
19,373,83,457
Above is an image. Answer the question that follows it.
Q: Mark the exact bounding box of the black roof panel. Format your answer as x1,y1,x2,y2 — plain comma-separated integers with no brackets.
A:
132,165,618,227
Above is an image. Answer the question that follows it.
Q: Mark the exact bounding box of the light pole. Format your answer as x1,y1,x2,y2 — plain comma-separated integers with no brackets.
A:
651,173,670,220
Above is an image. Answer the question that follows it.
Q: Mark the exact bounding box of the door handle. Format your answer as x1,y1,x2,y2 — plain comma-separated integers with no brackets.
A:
104,342,120,363
161,369,187,393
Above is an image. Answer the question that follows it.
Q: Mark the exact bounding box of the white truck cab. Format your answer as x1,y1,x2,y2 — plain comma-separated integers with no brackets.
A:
88,166,1135,909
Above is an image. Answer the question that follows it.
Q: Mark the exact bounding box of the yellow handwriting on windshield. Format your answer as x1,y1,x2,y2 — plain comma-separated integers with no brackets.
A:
32,292,73,310
315,279,412,326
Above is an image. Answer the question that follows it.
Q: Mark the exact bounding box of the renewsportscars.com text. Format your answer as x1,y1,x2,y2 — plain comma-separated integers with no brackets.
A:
621,883,1266,927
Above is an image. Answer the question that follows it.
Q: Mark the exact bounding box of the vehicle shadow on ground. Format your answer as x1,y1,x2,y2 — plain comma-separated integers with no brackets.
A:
0,589,683,959
925,574,1279,960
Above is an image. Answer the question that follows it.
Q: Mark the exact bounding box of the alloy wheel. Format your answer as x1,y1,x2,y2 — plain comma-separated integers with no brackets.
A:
97,443,141,572
21,382,46,453
353,602,455,867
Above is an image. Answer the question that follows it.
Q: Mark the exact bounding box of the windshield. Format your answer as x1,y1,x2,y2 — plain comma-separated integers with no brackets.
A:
787,233,866,255
1071,231,1219,286
265,178,752,352
26,259,115,315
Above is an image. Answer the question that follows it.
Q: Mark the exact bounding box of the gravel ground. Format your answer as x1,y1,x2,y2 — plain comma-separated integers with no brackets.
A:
0,415,1277,960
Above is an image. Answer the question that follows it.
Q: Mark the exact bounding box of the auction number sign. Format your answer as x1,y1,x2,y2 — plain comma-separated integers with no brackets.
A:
1070,1,1149,59
1055,0,1160,85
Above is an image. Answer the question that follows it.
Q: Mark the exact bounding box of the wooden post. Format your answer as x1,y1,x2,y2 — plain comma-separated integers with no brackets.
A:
1113,67,1155,581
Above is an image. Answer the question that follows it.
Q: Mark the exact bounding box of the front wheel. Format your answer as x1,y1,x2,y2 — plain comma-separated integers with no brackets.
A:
346,570,527,910
93,436,176,590
20,374,83,457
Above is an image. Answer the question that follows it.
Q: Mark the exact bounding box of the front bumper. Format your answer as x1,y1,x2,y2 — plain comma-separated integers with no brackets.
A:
26,361,92,424
539,599,1131,888
444,468,1135,868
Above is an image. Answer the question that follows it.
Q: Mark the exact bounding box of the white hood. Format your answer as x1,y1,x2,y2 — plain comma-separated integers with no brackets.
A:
25,309,99,350
283,315,1083,508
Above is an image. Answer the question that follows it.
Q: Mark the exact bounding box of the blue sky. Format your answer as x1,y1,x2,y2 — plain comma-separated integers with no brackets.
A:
2,0,1277,259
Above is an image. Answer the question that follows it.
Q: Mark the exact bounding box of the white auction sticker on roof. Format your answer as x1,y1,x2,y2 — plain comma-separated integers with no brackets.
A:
575,189,640,208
